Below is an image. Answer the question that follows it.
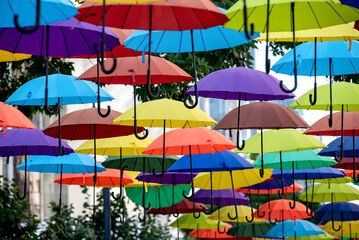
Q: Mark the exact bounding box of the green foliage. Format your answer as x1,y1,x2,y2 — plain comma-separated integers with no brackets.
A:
0,176,39,239
0,56,74,119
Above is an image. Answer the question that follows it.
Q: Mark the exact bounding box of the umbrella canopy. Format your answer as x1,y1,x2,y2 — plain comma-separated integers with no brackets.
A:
227,221,273,238
190,189,250,206
102,155,178,172
168,151,254,172
112,98,216,128
170,214,226,229
124,7,258,53
315,202,359,221
193,168,272,190
125,185,191,208
289,82,359,111
287,233,336,240
1,0,78,28
209,205,264,223
238,182,302,195
254,199,313,221
147,198,208,215
254,150,337,169
265,220,325,238
224,0,359,32
54,168,133,187
333,157,359,170
76,0,228,31
305,111,359,136
142,127,236,155
272,41,359,76
255,22,359,42
319,136,359,157
0,102,36,135
0,129,73,157
0,17,119,57
123,171,159,188
341,0,359,8
298,183,359,202
77,56,193,85
214,101,308,130
75,134,153,156
189,223,235,239
136,172,196,184
16,153,105,173
5,74,114,106
0,50,31,62
316,177,353,184
271,167,346,180
237,129,327,154
322,220,359,236
186,67,295,100
43,108,142,140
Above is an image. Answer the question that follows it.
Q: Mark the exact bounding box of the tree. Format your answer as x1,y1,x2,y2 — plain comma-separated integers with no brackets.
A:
0,176,39,239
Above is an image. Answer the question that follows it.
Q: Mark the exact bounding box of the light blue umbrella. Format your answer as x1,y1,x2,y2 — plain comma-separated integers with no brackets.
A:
5,73,114,156
264,220,325,239
272,40,359,128
124,7,259,108
17,152,105,211
2,0,78,33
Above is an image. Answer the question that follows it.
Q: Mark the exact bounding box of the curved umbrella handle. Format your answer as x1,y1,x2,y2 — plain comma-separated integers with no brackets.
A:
289,163,296,209
279,3,298,93
172,205,180,218
183,146,195,200
183,29,199,109
236,96,245,150
260,128,265,178
243,0,255,40
14,0,40,34
332,218,341,232
203,169,214,215
138,211,147,222
328,58,334,128
245,187,254,222
17,153,28,200
157,187,169,215
6,151,15,164
217,220,226,234
277,151,285,199
112,165,128,200
256,186,265,218
44,75,60,115
228,171,238,220
353,132,359,183
334,105,344,162
309,38,318,106
132,84,149,140
193,199,201,219
264,0,271,75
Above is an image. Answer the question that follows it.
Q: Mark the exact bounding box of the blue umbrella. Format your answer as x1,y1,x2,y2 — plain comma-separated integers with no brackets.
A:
264,220,325,239
319,136,359,157
272,41,359,126
1,0,78,33
124,7,258,108
16,152,105,211
340,0,359,9
167,150,254,218
315,202,359,222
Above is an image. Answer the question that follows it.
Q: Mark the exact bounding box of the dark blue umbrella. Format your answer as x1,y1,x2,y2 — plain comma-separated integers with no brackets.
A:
315,202,359,222
340,0,359,9
167,150,254,217
319,136,359,157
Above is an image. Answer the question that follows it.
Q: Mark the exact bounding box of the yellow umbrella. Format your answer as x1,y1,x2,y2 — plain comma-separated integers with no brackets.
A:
256,22,359,42
75,134,153,156
313,177,353,184
124,171,160,188
113,98,217,176
322,220,359,238
208,205,265,223
0,50,31,62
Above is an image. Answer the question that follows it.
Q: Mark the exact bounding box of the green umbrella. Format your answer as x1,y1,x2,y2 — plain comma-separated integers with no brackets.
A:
125,184,190,209
170,214,226,229
227,221,273,238
102,155,178,172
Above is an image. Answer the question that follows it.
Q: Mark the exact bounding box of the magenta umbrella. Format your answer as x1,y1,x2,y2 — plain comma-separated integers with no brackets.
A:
186,67,295,151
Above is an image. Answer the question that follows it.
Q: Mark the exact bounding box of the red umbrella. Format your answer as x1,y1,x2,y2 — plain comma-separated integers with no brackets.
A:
333,158,359,170
253,199,313,223
147,198,208,215
215,101,309,178
0,102,36,136
76,0,229,102
305,111,359,182
189,223,245,240
237,182,302,195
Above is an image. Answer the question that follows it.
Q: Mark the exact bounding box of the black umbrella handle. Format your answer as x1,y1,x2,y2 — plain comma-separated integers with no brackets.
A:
243,0,255,40
309,38,317,105
334,105,344,162
14,0,40,34
184,30,198,109
17,147,27,200
245,186,254,222
132,84,149,140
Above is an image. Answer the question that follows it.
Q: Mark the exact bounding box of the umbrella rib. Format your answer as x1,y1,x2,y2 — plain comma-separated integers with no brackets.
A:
347,57,358,74
60,27,70,57
307,3,321,29
79,29,94,56
121,5,132,29
154,32,165,53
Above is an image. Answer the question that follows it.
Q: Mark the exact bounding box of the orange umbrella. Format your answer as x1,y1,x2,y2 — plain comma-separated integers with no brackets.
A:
0,102,36,136
237,182,302,195
189,223,244,239
54,168,133,186
143,127,236,218
253,199,313,224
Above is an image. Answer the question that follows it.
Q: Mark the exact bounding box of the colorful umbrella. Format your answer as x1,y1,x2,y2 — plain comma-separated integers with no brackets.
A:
215,101,308,175
170,213,226,229
315,202,359,222
264,220,325,239
190,189,250,206
1,0,78,32
322,220,359,238
189,222,237,240
76,0,228,99
186,67,295,151
209,205,265,223
0,128,73,200
0,102,36,136
340,0,359,8
227,221,273,238
147,198,208,215
17,153,105,211
0,50,31,62
224,0,359,93
287,233,336,240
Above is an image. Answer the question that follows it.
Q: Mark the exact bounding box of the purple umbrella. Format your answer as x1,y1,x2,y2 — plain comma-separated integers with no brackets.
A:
0,128,73,200
136,172,198,217
186,67,295,151
0,17,119,117
189,189,250,206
